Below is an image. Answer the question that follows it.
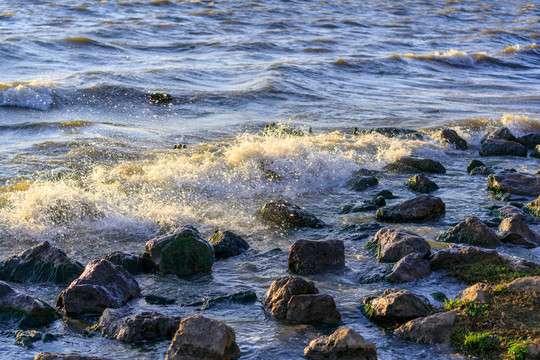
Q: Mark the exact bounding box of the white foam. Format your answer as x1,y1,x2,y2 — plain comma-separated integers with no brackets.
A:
500,114,540,136
403,49,488,66
0,81,55,110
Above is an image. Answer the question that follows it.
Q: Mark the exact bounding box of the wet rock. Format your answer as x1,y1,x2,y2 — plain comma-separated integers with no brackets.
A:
183,290,257,310
208,230,250,259
286,294,342,325
34,354,108,360
165,314,240,360
467,160,486,174
383,156,446,174
507,276,540,293
363,127,422,139
470,166,493,175
432,292,448,303
482,127,516,143
0,281,56,328
488,172,540,196
351,168,380,177
15,330,55,349
363,289,432,324
479,138,527,157
532,144,540,158
262,276,318,319
0,241,84,284
304,328,377,360
149,92,173,104
145,225,215,277
490,204,527,220
498,216,540,247
435,129,468,150
429,245,501,270
526,196,540,217
367,228,430,263
288,239,345,274
516,133,540,149
406,174,439,193
346,175,378,192
437,217,502,247
376,195,445,223
144,294,176,305
56,259,140,317
97,307,181,342
102,251,153,275
340,198,385,214
387,253,430,283
258,200,325,228
375,189,395,199
394,311,457,345
456,283,491,303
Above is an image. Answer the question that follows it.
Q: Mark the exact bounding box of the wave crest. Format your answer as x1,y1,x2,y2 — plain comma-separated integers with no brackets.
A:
0,81,55,110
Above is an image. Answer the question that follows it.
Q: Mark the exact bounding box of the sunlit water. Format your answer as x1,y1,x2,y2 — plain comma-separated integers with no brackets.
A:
0,0,539,359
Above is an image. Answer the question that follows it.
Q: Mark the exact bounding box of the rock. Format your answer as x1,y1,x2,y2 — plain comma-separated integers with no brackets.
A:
507,276,540,293
304,328,377,360
456,283,491,303
479,138,527,157
262,276,318,319
165,315,240,360
97,307,181,342
429,245,501,270
15,330,55,348
470,166,493,175
102,251,153,275
367,228,430,263
56,259,140,317
437,217,502,247
208,230,249,259
383,156,446,174
387,253,430,283
375,189,395,199
516,133,540,149
498,216,539,247
286,294,342,325
395,311,457,345
145,294,176,305
406,174,439,193
363,127,421,139
149,92,173,104
524,341,540,360
145,225,215,277
532,144,540,158
364,289,432,324
488,172,540,196
467,160,486,174
490,205,527,220
183,290,257,310
258,200,325,228
346,176,378,192
526,196,540,217
435,129,468,150
482,127,517,143
376,195,445,223
0,281,56,328
34,354,108,360
288,239,345,274
0,241,84,284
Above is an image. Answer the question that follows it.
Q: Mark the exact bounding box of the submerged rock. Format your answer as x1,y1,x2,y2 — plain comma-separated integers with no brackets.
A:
470,166,493,175
102,251,153,275
0,281,56,328
258,200,325,228
149,92,173,104
288,239,345,274
362,127,422,139
208,230,250,259
304,328,377,360
363,289,432,324
387,253,430,283
526,196,540,217
395,311,457,345
15,330,55,349
145,225,215,277
367,228,430,263
376,195,445,223
434,129,468,150
437,217,502,247
466,159,486,174
34,354,109,360
383,156,446,174
406,174,439,193
165,315,240,360
498,215,540,247
0,241,84,284
183,290,257,310
346,175,379,192
480,138,527,157
429,245,501,270
487,172,540,197
56,259,140,317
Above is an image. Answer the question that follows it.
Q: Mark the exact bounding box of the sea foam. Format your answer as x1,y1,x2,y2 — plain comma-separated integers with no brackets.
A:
0,81,55,110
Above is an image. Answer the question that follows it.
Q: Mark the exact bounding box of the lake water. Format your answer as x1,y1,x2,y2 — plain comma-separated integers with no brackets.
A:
0,0,539,359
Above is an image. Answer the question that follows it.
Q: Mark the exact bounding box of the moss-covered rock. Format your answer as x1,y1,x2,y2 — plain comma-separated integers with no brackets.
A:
0,281,57,328
437,217,502,247
258,200,325,228
526,195,540,218
406,174,439,193
208,230,249,259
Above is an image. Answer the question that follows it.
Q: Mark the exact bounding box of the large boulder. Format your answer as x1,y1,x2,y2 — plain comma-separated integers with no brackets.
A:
262,276,318,319
376,195,445,223
507,276,540,293
102,251,153,275
208,230,250,259
34,354,109,360
437,217,502,247
364,289,432,324
367,228,430,263
429,245,501,270
165,315,240,360
288,239,345,274
434,129,468,150
97,307,181,342
405,174,439,193
394,311,457,344
387,253,430,283
0,281,56,328
383,156,446,174
526,196,540,217
56,259,140,317
145,225,215,277
482,127,516,143
498,216,540,247
304,328,377,360
0,241,84,284
516,133,540,149
258,200,325,228
487,172,540,197
479,138,527,157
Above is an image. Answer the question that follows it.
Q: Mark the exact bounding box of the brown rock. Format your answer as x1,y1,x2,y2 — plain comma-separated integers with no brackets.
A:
261,276,318,319
286,294,342,325
288,239,344,274
304,328,377,360
387,253,430,283
479,138,527,157
498,215,539,247
456,283,491,303
429,245,501,270
435,129,468,150
507,276,540,293
0,281,57,328
376,195,445,223
367,228,430,263
437,217,502,247
526,195,540,217
395,310,457,344
365,289,432,324
488,172,540,197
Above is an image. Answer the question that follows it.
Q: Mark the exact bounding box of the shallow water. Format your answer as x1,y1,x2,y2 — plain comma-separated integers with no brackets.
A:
0,0,539,359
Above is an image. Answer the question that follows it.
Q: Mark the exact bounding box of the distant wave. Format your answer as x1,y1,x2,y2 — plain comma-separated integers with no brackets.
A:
0,81,55,110
501,43,539,54
402,49,492,66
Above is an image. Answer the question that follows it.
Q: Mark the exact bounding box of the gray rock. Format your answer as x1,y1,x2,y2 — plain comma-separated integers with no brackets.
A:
480,138,527,157
304,328,377,360
102,251,153,275
429,245,501,270
406,174,439,193
488,172,540,197
395,311,457,344
286,294,342,325
498,215,539,247
467,159,486,174
470,166,493,175
437,217,502,247
482,127,516,143
34,354,109,360
346,176,379,192
435,129,468,150
490,205,527,220
516,133,540,149
258,200,325,228
288,239,345,274
456,283,491,303
507,276,540,293
367,228,430,263
383,156,446,174
376,195,445,222
0,281,56,328
364,289,432,324
208,230,249,259
387,253,430,283
183,290,257,310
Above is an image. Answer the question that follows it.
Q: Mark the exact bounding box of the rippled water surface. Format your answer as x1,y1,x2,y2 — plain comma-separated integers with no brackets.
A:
0,1,539,359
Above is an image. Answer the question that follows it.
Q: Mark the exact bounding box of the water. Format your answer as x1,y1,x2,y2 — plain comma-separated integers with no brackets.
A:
0,0,539,359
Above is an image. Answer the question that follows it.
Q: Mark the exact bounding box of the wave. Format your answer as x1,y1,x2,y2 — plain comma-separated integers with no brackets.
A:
0,81,55,110
501,43,540,54
402,49,492,66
